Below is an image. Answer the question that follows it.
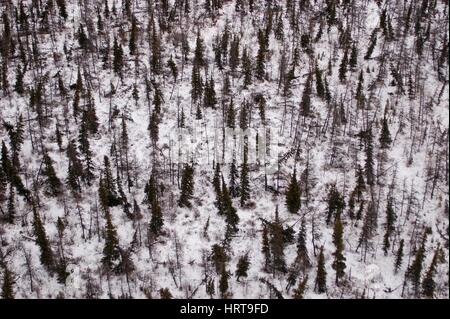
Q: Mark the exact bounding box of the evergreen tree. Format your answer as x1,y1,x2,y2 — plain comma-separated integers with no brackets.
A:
235,253,250,281
222,177,239,233
229,153,239,198
129,16,138,55
379,116,392,149
191,64,203,102
365,129,375,186
42,151,63,197
315,63,325,99
314,246,327,293
242,48,252,88
33,206,54,271
203,75,217,109
338,48,348,83
255,29,266,80
285,169,301,214
262,224,271,272
113,36,124,76
1,265,14,299
219,267,229,298
178,164,195,208
331,213,346,285
326,184,345,225
406,233,427,296
239,144,250,207
422,247,439,298
226,99,236,129
151,28,162,74
300,74,312,116
100,156,121,207
270,207,286,273
6,185,15,224
382,199,396,255
14,64,24,95
213,163,223,215
102,210,121,273
349,43,358,70
293,275,308,299
149,198,163,236
354,165,366,201
193,32,206,67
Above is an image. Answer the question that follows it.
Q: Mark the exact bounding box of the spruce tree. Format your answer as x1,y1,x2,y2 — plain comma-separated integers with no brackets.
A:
129,16,138,55
315,63,325,99
222,177,239,233
6,184,15,224
331,213,346,285
42,151,63,197
213,163,223,215
1,265,14,299
422,248,439,298
235,253,250,281
270,207,286,273
113,36,124,76
149,198,163,236
239,143,250,207
293,276,308,299
229,153,239,198
33,206,54,271
300,74,312,116
379,116,392,149
338,48,348,83
382,199,396,255
178,164,194,208
365,129,375,186
255,29,266,80
242,48,252,88
102,210,121,273
406,233,427,296
219,267,229,298
262,224,271,272
285,169,301,214
314,246,327,293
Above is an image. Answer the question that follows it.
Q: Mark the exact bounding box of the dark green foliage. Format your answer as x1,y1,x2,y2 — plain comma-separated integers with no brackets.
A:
300,74,312,116
102,210,121,273
203,75,217,109
270,208,286,273
113,36,124,76
379,116,392,149
314,246,327,293
365,129,375,186
332,213,346,285
262,224,271,272
406,233,427,296
242,48,252,88
42,151,62,197
422,247,439,298
255,29,266,80
99,156,121,209
219,267,229,298
222,177,239,233
293,275,308,299
211,244,227,273
315,63,325,99
129,16,138,55
285,169,301,214
394,242,404,274
239,144,250,207
383,199,396,255
149,198,163,236
326,184,345,225
33,206,54,271
235,253,250,281
1,264,14,299
338,48,348,83
178,164,194,208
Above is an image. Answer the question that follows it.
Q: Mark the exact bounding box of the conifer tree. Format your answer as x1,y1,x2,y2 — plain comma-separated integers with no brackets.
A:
242,48,252,88
222,177,239,233
229,36,240,77
151,28,162,74
379,116,392,149
33,206,54,271
42,151,63,197
394,239,405,274
406,233,427,296
293,275,308,299
219,267,229,298
235,253,250,282
332,213,346,285
314,246,327,293
315,63,325,99
149,197,163,237
1,264,14,299
255,29,266,80
262,224,271,272
102,210,121,273
229,153,239,198
349,43,358,70
193,32,206,67
239,144,250,207
383,199,396,255
213,163,223,215
178,164,194,208
285,169,301,214
203,75,217,109
6,185,15,224
270,207,286,273
226,99,236,129
365,129,375,186
14,64,24,95
113,36,124,76
295,218,311,273
338,48,348,83
191,64,203,102
354,165,366,201
300,74,312,116
326,184,345,225
129,16,138,55
422,247,439,298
